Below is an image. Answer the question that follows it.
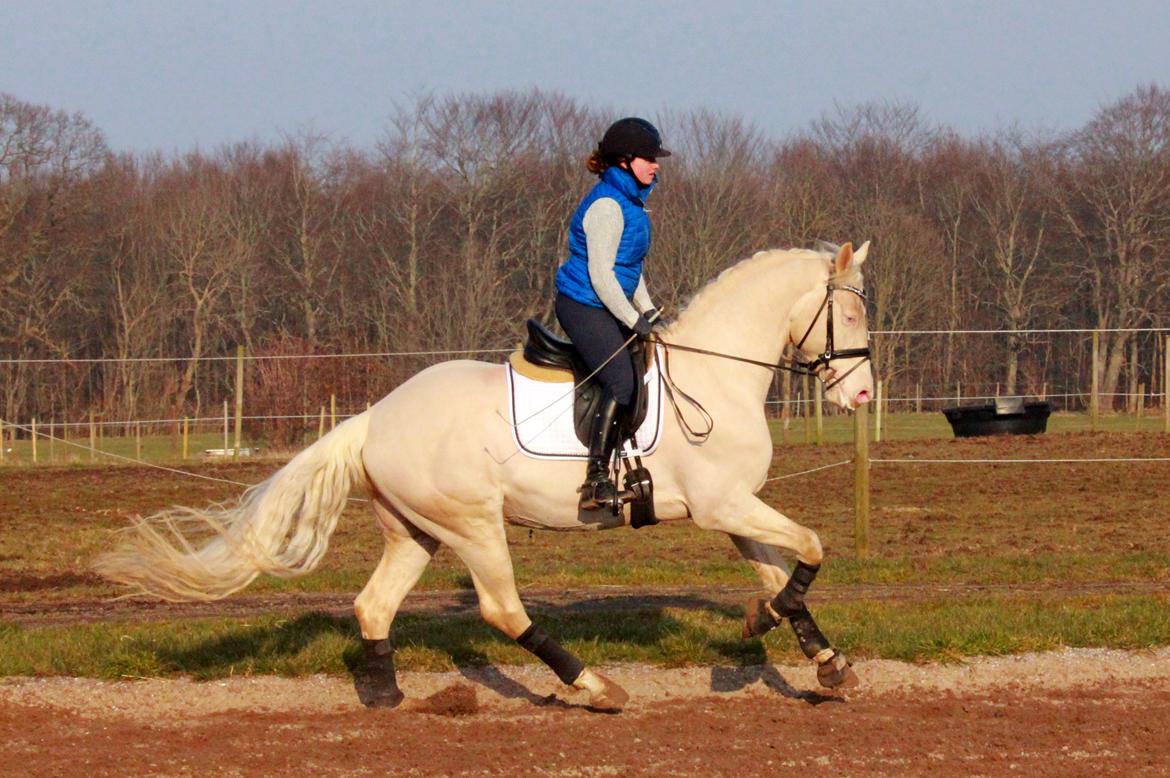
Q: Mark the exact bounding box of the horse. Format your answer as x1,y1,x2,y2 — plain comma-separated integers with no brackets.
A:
96,241,874,710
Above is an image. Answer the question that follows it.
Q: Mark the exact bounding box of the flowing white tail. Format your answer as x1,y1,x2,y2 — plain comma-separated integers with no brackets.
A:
95,411,371,601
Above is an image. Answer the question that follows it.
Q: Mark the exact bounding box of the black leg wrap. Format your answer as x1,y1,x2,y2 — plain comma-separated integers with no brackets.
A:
356,637,404,708
788,606,832,660
517,624,585,686
770,561,821,618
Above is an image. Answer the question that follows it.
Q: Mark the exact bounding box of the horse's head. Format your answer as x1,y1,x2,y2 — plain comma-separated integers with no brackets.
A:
788,242,874,410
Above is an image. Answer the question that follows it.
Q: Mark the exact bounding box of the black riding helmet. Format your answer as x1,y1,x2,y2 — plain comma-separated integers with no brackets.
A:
598,117,672,160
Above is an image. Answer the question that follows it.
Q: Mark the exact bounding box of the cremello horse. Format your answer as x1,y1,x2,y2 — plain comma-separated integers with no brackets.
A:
97,242,873,710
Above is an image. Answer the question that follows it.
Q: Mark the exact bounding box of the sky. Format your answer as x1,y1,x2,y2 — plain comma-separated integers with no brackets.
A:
2,0,1168,155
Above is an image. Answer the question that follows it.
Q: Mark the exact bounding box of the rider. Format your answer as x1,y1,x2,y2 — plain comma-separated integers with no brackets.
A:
554,117,670,511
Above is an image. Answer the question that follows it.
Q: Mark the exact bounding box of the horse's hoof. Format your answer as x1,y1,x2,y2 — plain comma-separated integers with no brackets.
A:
589,674,630,711
574,669,630,712
355,674,406,708
816,650,859,690
742,597,780,639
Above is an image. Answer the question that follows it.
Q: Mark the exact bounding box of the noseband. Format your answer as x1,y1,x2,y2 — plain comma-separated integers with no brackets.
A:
790,283,872,391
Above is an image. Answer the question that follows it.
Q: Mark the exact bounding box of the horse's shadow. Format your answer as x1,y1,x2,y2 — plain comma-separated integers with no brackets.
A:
156,592,840,707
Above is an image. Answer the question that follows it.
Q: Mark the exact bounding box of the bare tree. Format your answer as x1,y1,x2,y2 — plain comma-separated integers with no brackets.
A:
1050,85,1170,409
968,136,1062,394
0,93,107,420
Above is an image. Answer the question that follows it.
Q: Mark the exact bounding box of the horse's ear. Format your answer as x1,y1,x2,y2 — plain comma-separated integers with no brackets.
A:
853,240,870,267
834,242,854,274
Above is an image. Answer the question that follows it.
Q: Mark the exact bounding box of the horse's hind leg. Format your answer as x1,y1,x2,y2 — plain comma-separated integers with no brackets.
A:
353,501,440,708
447,521,629,711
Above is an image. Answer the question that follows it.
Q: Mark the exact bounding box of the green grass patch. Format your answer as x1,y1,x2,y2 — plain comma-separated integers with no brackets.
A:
3,592,1168,679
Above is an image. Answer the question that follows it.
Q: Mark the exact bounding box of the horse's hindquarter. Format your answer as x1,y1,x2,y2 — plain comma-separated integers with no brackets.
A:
363,361,512,521
361,360,596,529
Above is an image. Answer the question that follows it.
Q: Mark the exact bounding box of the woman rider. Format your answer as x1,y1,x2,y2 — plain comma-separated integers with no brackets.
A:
554,117,670,511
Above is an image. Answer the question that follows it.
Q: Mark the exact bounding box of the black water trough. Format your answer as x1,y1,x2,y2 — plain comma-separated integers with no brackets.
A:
942,398,1052,438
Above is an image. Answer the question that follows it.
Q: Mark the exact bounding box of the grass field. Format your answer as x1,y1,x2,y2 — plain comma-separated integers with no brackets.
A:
0,417,1167,677
2,409,1167,464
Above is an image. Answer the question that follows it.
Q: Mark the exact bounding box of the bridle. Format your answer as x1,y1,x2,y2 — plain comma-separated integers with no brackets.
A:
655,282,872,393
788,283,872,391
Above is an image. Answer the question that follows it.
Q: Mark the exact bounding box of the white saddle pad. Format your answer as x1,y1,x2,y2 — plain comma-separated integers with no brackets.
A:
505,353,664,461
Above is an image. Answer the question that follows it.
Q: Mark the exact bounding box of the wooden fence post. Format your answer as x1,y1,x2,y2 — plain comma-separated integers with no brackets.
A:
318,406,326,440
1136,383,1145,429
801,374,810,443
814,381,823,445
874,380,883,443
781,368,791,445
234,345,244,461
0,418,5,463
915,382,922,414
1091,330,1100,432
854,402,870,558
89,410,96,463
48,419,55,462
31,418,37,464
222,400,229,455
182,416,189,460
330,394,337,430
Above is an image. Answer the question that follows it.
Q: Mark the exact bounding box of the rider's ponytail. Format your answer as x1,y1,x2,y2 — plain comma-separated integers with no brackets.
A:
586,150,607,175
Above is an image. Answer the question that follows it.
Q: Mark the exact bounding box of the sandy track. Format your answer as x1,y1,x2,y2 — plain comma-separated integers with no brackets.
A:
4,648,1170,776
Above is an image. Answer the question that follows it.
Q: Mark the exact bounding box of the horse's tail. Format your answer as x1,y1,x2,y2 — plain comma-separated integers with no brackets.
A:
95,410,372,602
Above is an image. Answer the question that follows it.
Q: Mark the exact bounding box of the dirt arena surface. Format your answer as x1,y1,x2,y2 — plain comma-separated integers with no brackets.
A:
3,647,1168,777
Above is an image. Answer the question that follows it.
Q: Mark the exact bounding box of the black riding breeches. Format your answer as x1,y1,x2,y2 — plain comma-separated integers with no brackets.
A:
554,293,636,406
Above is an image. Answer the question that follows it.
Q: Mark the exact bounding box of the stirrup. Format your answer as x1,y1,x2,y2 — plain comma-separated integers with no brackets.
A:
578,477,618,511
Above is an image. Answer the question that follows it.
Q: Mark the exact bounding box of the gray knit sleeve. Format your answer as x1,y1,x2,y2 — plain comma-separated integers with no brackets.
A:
583,198,641,328
633,276,654,314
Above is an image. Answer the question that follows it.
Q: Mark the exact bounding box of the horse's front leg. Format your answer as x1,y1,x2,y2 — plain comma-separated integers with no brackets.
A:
701,495,857,689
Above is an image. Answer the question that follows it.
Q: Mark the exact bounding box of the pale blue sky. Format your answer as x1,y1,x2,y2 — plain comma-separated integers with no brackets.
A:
2,0,1168,153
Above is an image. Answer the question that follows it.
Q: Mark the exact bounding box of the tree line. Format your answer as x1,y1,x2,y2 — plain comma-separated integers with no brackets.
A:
2,86,1168,439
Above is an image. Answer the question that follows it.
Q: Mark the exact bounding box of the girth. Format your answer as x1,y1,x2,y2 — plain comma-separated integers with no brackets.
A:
521,319,650,447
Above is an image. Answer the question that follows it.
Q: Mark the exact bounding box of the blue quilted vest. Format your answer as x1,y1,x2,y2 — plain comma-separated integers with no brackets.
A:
555,166,655,308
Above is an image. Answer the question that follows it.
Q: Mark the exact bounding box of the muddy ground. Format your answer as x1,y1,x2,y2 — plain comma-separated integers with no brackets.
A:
4,647,1169,777
3,431,1168,774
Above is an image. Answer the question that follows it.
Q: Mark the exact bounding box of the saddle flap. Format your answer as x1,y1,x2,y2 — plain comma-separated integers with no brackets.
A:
517,318,652,448
523,319,576,371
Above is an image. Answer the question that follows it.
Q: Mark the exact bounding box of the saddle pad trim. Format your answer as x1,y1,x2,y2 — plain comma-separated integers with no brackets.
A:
505,353,664,462
508,349,573,383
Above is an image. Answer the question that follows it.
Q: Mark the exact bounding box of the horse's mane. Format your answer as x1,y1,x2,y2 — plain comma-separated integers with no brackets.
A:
674,246,834,322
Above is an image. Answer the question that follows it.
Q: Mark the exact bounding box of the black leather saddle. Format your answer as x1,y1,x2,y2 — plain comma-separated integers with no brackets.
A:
522,319,649,448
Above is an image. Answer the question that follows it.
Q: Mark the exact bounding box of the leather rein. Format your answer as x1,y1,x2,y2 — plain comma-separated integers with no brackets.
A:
654,283,872,393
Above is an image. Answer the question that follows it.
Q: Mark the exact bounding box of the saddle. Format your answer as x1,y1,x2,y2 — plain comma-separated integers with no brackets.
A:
518,319,656,528
520,319,651,447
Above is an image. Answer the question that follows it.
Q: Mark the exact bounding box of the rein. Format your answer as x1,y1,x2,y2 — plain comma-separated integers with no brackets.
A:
650,282,871,443
656,283,872,392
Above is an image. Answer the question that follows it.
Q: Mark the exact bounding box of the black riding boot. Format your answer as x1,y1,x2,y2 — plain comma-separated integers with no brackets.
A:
578,395,623,511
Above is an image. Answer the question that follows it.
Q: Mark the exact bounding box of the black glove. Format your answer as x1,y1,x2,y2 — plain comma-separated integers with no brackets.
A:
643,307,661,324
632,314,654,340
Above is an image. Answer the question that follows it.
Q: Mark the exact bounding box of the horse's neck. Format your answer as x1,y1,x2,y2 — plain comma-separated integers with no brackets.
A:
669,254,823,403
